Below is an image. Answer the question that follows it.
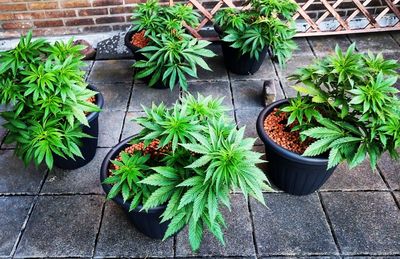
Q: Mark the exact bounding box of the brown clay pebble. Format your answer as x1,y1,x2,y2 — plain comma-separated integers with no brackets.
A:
131,30,149,48
263,108,312,154
84,96,96,115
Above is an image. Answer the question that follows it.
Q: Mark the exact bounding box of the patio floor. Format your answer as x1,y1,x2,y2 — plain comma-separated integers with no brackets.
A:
0,32,399,258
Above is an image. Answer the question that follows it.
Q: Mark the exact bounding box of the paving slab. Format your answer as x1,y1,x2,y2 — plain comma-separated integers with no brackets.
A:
176,194,256,257
95,201,174,257
0,150,46,194
293,38,314,56
394,192,400,207
236,108,264,145
349,33,400,53
231,80,265,109
251,193,338,256
95,32,134,60
82,60,93,80
321,192,400,255
377,152,400,190
186,81,233,109
15,195,103,258
41,148,109,194
94,83,131,111
390,31,400,46
320,160,387,191
129,83,180,111
98,111,125,148
0,117,6,146
88,60,134,85
0,197,33,256
229,57,276,81
121,111,145,140
189,44,229,82
308,36,352,57
263,79,286,105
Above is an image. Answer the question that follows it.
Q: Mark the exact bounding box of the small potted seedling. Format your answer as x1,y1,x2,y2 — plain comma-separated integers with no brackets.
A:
256,44,400,195
214,0,298,74
100,94,271,250
0,31,103,170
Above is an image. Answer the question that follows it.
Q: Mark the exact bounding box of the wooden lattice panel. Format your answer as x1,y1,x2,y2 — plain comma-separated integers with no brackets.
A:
172,0,400,39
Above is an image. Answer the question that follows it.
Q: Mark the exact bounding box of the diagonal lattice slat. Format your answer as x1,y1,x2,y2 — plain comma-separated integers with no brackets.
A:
172,0,400,39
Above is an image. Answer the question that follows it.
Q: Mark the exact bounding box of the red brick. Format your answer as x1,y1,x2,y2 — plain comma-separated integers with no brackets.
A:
14,12,46,20
109,6,134,14
95,16,125,24
0,3,27,11
33,27,81,36
65,18,94,26
112,24,131,30
45,10,76,18
0,13,14,20
92,0,123,7
82,25,113,33
78,8,108,16
28,1,58,10
34,20,64,27
124,0,141,3
2,22,32,30
61,0,90,8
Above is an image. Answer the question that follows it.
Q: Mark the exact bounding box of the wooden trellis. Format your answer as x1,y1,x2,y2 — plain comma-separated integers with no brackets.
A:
171,0,400,40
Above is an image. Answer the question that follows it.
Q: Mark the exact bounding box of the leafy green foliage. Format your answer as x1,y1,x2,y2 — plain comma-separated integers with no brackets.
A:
119,93,270,251
214,0,298,65
285,43,400,170
130,0,216,90
134,35,216,90
0,31,100,169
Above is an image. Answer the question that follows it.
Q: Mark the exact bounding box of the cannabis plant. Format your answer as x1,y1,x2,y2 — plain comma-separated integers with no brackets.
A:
214,0,298,65
113,93,270,250
284,43,400,170
0,31,99,169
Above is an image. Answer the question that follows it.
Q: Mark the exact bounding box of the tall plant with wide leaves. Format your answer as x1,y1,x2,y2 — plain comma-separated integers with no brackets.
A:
214,0,298,66
283,43,400,170
104,93,270,251
0,31,99,169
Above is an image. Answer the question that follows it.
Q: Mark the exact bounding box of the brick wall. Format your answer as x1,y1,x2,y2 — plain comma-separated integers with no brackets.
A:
0,0,397,39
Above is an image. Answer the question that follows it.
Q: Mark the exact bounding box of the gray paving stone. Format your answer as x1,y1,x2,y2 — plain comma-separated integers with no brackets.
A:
0,197,33,256
229,57,276,81
321,160,387,191
236,108,264,145
176,194,256,257
293,38,314,56
378,152,400,190
41,148,110,194
0,150,46,194
186,81,233,109
189,44,229,82
121,111,145,140
98,111,125,148
0,133,16,149
95,32,134,60
88,60,134,84
344,257,400,259
82,60,93,80
349,33,400,53
129,83,180,111
0,117,6,145
321,192,400,255
95,201,173,257
308,36,352,57
15,195,103,258
390,31,400,46
94,83,131,111
251,193,338,256
264,257,340,259
231,80,265,109
263,79,286,105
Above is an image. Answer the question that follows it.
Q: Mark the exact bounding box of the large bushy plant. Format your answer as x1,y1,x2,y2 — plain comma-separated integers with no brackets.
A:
284,44,400,169
0,31,99,169
105,93,270,251
131,0,216,90
214,0,298,65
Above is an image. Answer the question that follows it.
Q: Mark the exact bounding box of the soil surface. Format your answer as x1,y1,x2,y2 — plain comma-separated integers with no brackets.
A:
264,108,312,154
131,30,149,48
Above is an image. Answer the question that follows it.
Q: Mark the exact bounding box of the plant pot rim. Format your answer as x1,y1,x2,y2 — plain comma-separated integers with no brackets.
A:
87,84,104,123
100,135,167,213
125,29,142,53
257,99,329,165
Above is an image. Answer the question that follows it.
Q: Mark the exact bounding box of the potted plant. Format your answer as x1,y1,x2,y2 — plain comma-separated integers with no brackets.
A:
126,0,216,90
214,0,298,74
257,44,400,195
101,93,271,250
0,31,103,170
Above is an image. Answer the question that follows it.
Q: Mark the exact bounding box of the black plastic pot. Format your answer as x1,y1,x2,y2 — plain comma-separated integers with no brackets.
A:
53,85,104,170
215,25,268,75
256,99,336,195
100,135,169,239
124,29,146,61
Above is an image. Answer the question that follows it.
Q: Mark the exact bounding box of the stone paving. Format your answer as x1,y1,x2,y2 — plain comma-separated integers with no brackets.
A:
0,32,400,258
